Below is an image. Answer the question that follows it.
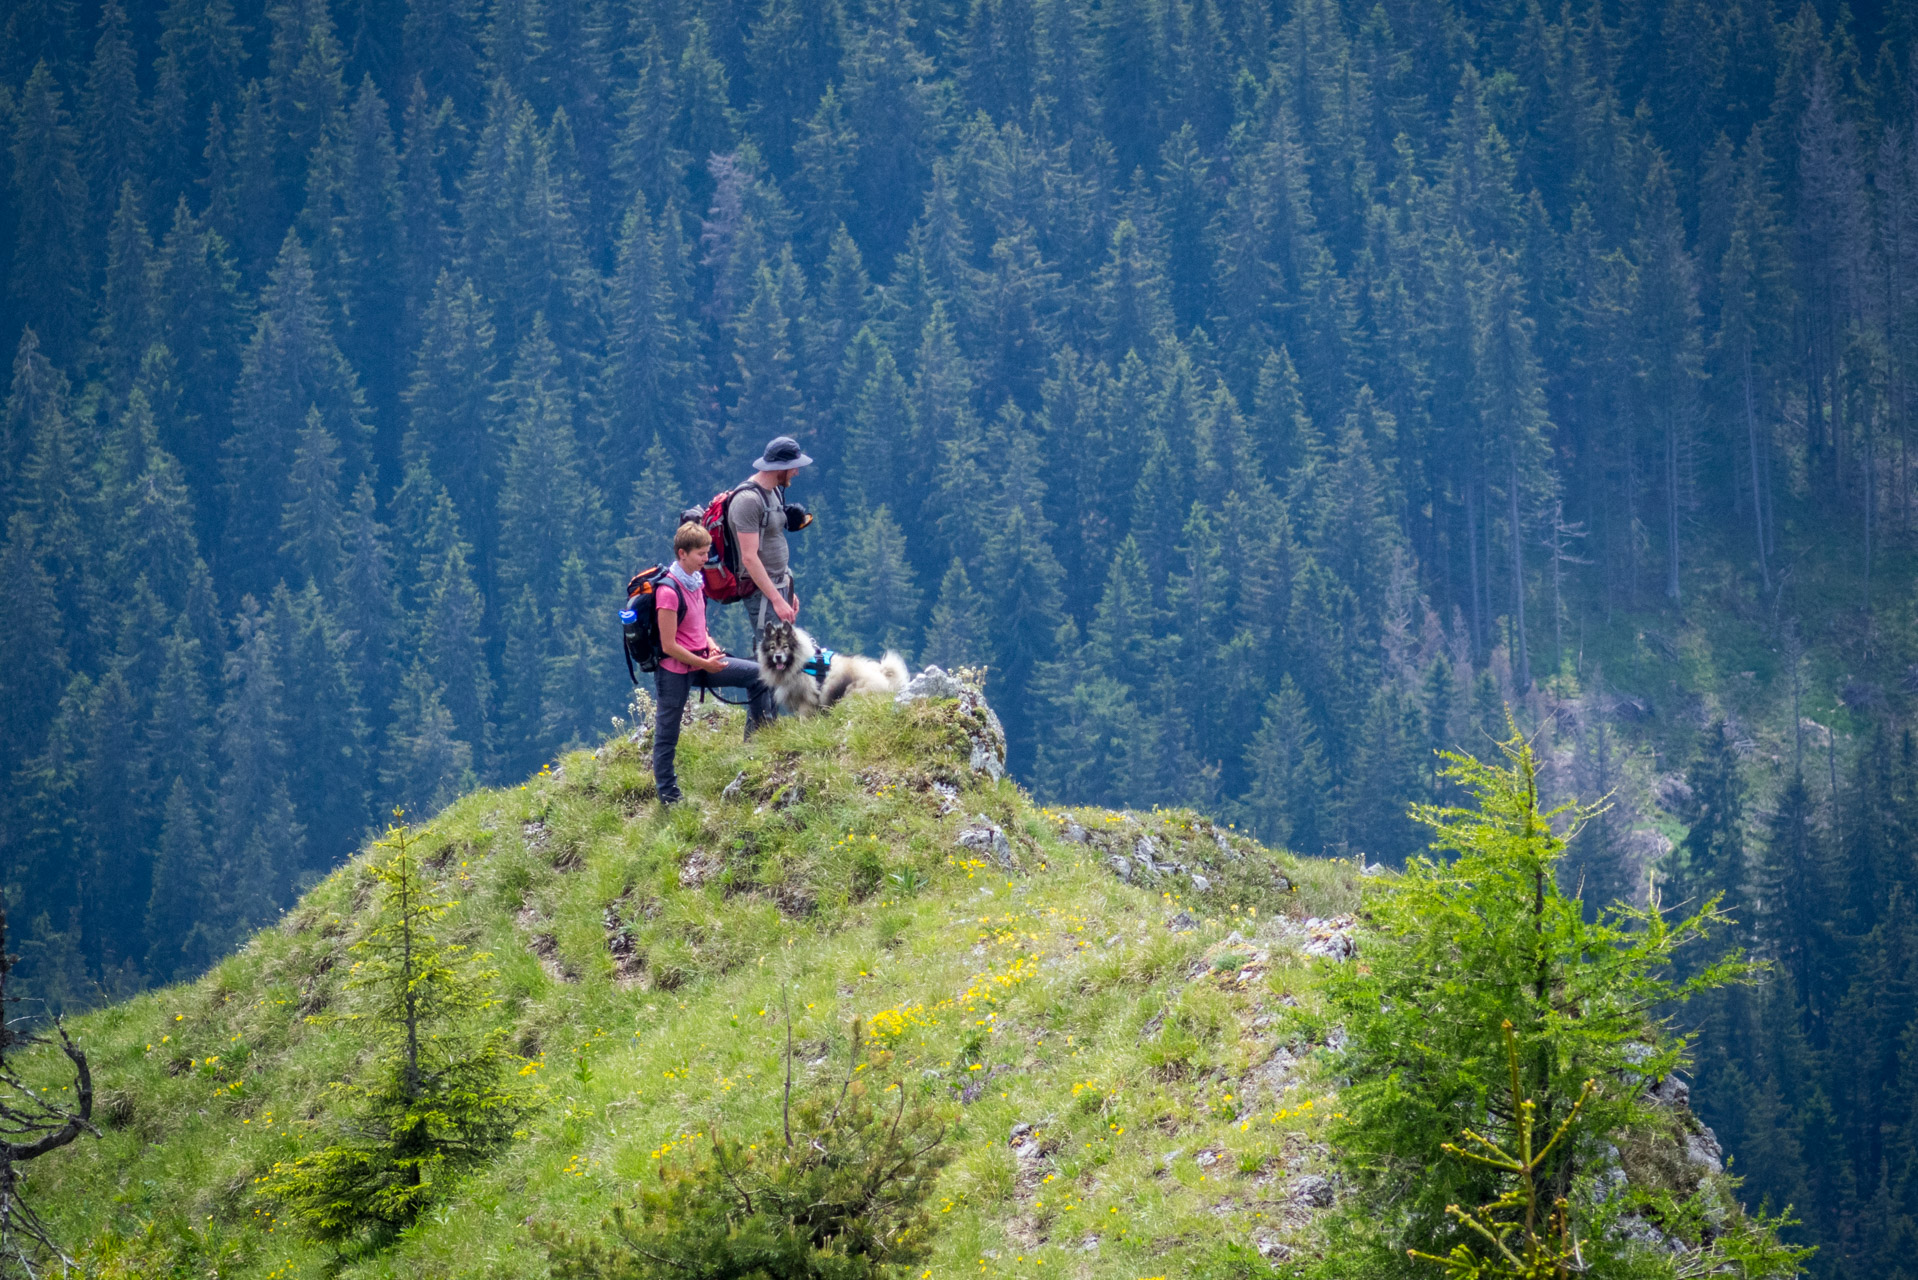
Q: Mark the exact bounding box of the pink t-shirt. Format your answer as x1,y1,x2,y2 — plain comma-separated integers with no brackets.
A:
656,570,710,674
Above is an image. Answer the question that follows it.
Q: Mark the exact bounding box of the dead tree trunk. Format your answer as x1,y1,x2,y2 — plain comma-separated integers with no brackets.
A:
0,908,95,1278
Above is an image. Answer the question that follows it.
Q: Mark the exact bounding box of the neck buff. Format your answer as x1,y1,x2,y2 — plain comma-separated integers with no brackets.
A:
668,561,703,597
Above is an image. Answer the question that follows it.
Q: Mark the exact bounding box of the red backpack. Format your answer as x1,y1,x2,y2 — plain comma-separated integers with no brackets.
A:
695,481,762,604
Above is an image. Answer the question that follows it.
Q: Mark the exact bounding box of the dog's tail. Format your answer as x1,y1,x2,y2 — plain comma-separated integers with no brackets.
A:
878,652,910,691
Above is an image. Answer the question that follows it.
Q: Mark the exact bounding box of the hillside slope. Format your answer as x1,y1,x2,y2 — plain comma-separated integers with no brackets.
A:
31,678,1367,1279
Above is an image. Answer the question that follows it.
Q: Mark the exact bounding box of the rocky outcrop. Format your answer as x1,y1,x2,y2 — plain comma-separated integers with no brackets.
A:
896,665,1006,780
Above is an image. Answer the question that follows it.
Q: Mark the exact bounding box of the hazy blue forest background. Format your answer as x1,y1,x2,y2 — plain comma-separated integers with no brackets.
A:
3,0,1918,1271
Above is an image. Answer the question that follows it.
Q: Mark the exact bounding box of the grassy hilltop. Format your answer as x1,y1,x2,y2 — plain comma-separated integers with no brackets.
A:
30,684,1365,1279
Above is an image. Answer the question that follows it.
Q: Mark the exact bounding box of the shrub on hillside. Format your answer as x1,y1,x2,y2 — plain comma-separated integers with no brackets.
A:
536,1021,950,1280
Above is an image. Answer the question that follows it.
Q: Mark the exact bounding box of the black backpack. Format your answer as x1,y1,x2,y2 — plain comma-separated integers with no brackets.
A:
620,565,675,681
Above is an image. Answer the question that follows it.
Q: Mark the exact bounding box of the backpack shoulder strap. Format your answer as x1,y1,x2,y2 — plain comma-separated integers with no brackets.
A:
723,479,761,518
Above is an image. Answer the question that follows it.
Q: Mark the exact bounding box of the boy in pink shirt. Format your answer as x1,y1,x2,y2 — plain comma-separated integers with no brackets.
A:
652,522,772,804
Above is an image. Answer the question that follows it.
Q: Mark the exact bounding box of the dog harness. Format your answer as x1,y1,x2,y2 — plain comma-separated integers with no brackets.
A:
802,648,836,686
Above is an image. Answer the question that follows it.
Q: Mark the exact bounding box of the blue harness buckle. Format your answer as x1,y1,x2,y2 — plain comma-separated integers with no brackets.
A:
803,648,836,685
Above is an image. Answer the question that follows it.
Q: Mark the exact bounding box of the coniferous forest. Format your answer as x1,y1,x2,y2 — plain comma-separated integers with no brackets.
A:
5,0,1918,1271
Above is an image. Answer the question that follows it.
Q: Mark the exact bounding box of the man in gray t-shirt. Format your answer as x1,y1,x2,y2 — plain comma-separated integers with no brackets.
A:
729,435,813,645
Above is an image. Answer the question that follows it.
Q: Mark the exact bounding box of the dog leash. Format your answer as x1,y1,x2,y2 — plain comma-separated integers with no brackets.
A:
696,678,757,708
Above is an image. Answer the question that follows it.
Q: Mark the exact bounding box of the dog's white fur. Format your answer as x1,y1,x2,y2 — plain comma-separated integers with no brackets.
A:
755,620,909,716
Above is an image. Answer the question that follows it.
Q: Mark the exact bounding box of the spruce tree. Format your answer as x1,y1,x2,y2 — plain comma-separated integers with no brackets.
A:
601,194,704,479
403,0,482,110
791,91,858,260
215,604,298,925
921,558,988,671
144,620,219,829
495,317,608,617
154,197,247,491
145,775,221,981
381,662,478,817
1094,218,1174,362
402,272,502,572
266,583,372,873
415,536,495,779
267,0,349,177
93,182,159,393
1237,676,1329,854
837,0,943,256
841,341,915,512
539,553,614,751
16,360,98,671
398,80,461,295
73,668,150,971
612,32,686,211
744,0,845,173
10,63,90,364
726,265,807,471
280,408,347,589
336,478,401,725
617,436,688,575
822,506,923,655
1672,721,1752,928
224,233,374,597
495,585,547,779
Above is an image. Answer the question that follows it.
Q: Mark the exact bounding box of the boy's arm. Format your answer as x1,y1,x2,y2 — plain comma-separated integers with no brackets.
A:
656,605,724,672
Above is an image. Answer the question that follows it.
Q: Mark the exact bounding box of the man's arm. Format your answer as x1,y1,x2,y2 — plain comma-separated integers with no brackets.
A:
733,527,798,623
657,605,725,672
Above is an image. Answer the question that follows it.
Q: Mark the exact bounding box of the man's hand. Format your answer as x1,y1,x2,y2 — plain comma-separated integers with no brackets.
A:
774,594,797,624
699,649,728,674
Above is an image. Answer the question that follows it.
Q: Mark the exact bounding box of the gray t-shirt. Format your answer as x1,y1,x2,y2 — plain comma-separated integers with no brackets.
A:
728,482,788,584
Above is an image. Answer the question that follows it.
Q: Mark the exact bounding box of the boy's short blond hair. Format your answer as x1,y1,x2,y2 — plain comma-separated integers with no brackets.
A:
673,521,712,555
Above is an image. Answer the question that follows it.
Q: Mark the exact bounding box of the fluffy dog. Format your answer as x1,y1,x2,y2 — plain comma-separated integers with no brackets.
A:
755,619,909,716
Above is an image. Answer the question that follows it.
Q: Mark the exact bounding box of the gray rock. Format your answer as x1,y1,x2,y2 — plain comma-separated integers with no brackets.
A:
894,665,967,703
1685,1130,1724,1176
1166,911,1200,932
895,667,1008,780
1191,873,1211,892
1647,1073,1690,1107
929,781,961,815
1136,835,1162,864
1061,819,1088,844
958,818,1015,869
1108,856,1133,882
721,769,749,800
1291,1175,1335,1208
969,737,1006,781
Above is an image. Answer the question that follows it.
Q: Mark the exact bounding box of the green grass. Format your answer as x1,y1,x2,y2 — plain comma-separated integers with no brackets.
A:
32,689,1360,1280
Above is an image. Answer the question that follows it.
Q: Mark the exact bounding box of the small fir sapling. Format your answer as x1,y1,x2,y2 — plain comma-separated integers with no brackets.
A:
256,818,531,1247
1320,723,1806,1277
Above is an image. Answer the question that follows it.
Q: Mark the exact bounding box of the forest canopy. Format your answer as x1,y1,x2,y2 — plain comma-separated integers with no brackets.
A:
2,0,1918,1272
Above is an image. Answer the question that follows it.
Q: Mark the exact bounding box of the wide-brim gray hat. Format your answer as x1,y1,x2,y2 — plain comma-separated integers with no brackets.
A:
753,435,813,470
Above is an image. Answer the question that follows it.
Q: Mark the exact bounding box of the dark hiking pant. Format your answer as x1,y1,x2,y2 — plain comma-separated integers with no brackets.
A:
652,658,773,803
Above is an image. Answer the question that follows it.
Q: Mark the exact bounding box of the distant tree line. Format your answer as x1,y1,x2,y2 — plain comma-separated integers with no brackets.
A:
2,0,1918,1270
